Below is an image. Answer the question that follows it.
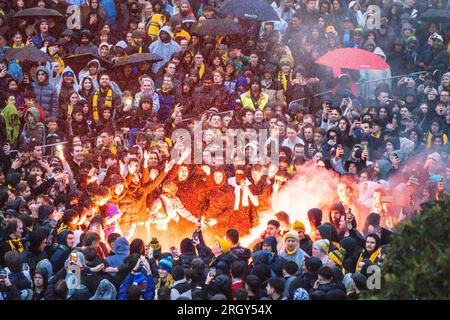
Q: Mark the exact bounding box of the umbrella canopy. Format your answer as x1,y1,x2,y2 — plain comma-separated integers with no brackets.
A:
13,7,64,18
218,0,280,22
113,53,163,67
192,18,244,37
64,53,113,74
315,48,390,70
5,46,53,63
420,9,450,23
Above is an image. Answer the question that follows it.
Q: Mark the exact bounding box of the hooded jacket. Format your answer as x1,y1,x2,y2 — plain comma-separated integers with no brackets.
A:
50,230,72,273
0,102,20,144
106,237,130,269
149,26,181,73
19,107,45,145
32,66,58,117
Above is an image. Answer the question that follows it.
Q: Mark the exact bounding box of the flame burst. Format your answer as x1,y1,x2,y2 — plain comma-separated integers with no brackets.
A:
241,164,340,247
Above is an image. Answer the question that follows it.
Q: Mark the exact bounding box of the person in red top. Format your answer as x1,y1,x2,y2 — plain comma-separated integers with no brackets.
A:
230,260,245,299
20,90,45,122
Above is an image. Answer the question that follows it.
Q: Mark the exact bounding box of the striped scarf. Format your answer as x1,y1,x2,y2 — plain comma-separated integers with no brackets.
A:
92,88,113,121
8,239,24,253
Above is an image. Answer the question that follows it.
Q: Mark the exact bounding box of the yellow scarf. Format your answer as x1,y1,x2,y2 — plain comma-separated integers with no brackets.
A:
93,88,113,121
156,274,174,290
67,103,71,122
278,71,293,92
147,14,166,39
197,63,205,79
8,239,24,253
12,43,24,49
138,46,142,53
355,246,382,273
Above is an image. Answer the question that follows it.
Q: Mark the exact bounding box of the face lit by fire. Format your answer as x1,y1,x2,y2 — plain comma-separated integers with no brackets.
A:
178,166,189,182
213,171,224,185
114,183,125,195
162,181,178,198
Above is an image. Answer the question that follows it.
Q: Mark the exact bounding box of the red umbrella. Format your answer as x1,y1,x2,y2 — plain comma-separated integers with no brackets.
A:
315,48,389,70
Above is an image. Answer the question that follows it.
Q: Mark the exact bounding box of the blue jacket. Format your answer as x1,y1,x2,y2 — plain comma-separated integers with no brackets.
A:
118,272,156,300
32,66,58,117
106,237,129,269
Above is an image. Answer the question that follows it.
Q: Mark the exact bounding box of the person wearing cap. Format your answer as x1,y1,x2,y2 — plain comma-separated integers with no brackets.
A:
130,30,148,54
194,233,236,276
74,30,98,55
292,220,313,256
279,230,309,275
418,33,449,74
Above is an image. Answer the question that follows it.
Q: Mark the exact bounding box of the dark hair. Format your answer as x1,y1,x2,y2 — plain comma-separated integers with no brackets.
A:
226,229,239,244
267,219,280,229
107,233,121,246
172,265,185,281
244,275,262,297
230,261,245,278
267,277,285,295
157,286,172,300
318,266,333,281
282,260,299,276
235,288,248,300
83,232,100,247
5,251,23,273
127,285,141,300
275,211,290,224
130,238,146,255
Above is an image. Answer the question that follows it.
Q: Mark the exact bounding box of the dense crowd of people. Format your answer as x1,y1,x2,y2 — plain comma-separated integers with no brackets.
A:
0,0,449,301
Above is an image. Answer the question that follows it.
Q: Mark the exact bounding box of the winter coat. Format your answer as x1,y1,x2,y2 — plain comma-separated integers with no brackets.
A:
106,237,130,269
50,231,71,273
118,272,156,300
149,26,181,74
418,45,449,74
32,66,58,117
19,108,45,145
279,248,309,275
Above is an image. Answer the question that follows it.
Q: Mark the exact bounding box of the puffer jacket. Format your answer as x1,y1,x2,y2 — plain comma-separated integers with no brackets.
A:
32,66,58,117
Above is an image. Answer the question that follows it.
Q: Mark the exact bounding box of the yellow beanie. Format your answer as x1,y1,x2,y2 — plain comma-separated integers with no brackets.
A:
215,236,231,254
292,220,305,233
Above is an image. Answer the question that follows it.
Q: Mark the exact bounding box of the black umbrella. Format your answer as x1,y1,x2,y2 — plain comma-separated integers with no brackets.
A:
192,18,244,37
5,46,53,63
218,0,280,22
64,53,113,74
113,53,163,67
420,9,450,23
13,7,64,18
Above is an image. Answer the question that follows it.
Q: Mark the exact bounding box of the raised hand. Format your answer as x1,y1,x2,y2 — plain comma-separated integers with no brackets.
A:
164,159,176,173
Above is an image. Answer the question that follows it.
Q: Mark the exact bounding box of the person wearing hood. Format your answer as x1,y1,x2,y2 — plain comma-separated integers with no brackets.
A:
78,59,101,90
74,30,98,56
256,236,287,277
149,26,181,74
32,268,53,300
32,19,55,48
105,236,129,273
19,230,51,275
225,229,252,270
173,237,198,270
0,101,20,145
387,39,414,76
340,236,361,274
18,107,45,145
50,230,75,273
32,66,58,118
279,231,309,275
89,278,117,300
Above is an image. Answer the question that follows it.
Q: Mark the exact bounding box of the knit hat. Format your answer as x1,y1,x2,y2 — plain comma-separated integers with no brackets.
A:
215,236,231,254
314,239,330,255
401,23,414,31
283,230,299,242
148,237,161,256
406,36,417,44
115,40,128,49
428,152,441,163
6,172,22,190
328,248,346,266
20,289,33,300
293,288,310,300
158,256,173,273
292,220,305,233
325,25,336,33
430,33,443,42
